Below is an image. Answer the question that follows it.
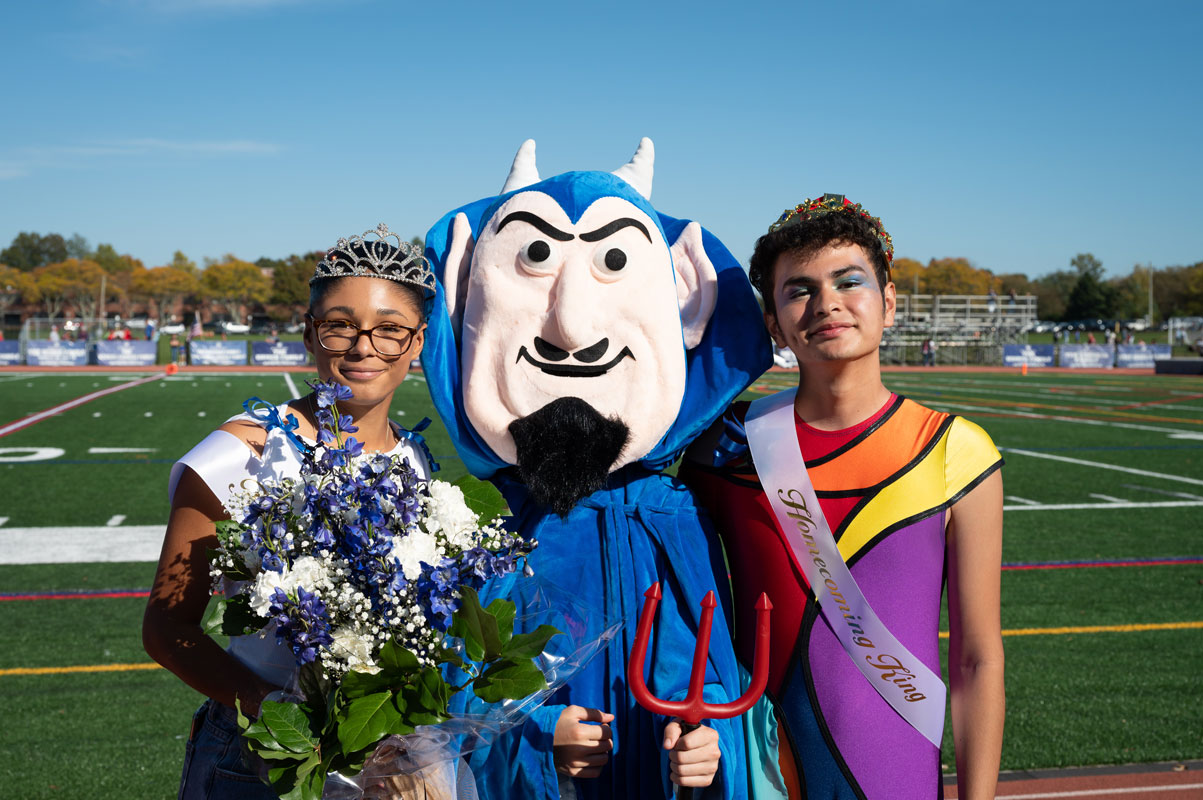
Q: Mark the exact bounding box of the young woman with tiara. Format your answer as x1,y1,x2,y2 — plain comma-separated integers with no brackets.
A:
143,224,438,799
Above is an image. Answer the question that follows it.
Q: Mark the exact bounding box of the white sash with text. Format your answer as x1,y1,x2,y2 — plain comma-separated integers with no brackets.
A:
745,389,946,747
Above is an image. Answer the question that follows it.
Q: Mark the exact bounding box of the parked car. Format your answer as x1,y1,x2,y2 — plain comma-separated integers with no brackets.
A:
219,321,250,334
161,323,185,335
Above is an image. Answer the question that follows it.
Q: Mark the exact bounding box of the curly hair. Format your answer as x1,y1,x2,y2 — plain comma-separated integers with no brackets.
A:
749,212,891,315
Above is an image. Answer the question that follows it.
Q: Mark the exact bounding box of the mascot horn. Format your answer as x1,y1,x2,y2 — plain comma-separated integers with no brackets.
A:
423,139,772,799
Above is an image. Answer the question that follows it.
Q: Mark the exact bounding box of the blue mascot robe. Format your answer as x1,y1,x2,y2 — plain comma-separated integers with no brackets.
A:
422,171,772,799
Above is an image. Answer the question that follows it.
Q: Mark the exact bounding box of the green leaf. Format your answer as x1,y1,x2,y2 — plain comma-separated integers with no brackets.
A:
398,667,450,726
260,701,319,754
336,692,400,754
269,755,324,800
340,667,392,700
377,638,420,673
486,598,517,644
200,596,227,637
220,593,262,636
449,587,502,662
502,624,562,661
473,657,549,703
452,474,509,523
434,644,465,669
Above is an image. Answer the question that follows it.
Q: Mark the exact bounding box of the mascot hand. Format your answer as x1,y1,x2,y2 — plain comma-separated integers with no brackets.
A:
663,720,721,788
553,705,614,779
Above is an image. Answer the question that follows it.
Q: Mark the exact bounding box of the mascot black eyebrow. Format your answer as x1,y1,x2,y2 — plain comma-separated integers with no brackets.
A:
422,139,772,799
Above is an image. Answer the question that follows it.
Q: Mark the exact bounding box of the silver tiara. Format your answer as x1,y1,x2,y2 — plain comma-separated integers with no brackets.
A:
311,223,436,300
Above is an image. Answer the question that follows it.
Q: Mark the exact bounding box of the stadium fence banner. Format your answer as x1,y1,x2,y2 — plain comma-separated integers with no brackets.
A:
251,341,308,366
0,341,20,365
1059,344,1114,368
25,340,89,366
1002,344,1055,367
95,340,157,366
189,340,248,366
1115,344,1171,368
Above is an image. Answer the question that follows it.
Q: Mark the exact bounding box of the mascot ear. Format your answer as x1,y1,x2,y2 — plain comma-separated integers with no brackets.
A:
444,212,475,339
670,222,718,350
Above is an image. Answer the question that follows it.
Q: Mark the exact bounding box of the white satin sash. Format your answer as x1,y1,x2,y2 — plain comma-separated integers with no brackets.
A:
745,389,946,747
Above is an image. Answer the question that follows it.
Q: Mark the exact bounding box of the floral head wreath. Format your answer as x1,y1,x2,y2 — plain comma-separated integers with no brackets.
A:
768,193,894,268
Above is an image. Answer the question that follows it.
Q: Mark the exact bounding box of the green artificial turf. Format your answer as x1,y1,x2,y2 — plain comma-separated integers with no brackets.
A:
1,368,1201,795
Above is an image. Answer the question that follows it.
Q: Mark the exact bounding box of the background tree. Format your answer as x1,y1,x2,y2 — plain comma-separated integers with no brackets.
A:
32,259,105,320
62,259,112,322
890,257,926,295
1070,253,1105,279
0,264,37,318
259,251,323,309
1107,266,1154,321
1,232,69,271
923,257,993,295
1154,262,1203,319
1030,270,1076,320
201,256,271,322
65,233,91,260
1065,269,1117,320
169,251,200,278
131,266,199,321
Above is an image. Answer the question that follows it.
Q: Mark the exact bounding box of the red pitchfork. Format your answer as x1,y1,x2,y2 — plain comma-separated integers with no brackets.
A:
628,582,772,798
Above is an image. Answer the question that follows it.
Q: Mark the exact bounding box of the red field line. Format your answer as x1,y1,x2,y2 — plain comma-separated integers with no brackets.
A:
1115,392,1203,410
0,590,150,601
1003,558,1203,571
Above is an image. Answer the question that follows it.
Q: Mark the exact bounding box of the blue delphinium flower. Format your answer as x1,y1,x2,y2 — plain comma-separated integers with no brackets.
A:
270,586,334,665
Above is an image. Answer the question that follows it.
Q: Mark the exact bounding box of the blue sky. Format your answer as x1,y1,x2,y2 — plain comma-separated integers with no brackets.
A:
2,0,1200,278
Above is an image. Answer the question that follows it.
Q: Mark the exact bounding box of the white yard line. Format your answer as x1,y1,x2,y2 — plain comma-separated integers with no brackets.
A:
1120,483,1203,500
921,400,1195,437
890,381,1137,407
1000,447,1203,487
1088,493,1128,503
0,517,8,527
1004,495,1042,505
1004,500,1203,512
0,373,165,439
282,372,301,400
88,447,158,454
0,525,165,564
106,515,126,527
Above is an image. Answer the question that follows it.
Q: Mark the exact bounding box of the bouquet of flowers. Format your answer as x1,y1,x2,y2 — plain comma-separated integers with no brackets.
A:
205,380,556,799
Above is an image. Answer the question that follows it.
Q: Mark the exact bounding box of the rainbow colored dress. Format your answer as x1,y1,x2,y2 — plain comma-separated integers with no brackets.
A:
682,395,1001,799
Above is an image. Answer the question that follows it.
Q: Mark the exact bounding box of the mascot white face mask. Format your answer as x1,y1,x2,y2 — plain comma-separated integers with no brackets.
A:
442,142,717,468
423,139,768,510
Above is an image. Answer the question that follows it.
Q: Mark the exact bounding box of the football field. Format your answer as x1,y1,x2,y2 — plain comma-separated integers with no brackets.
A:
0,368,1200,798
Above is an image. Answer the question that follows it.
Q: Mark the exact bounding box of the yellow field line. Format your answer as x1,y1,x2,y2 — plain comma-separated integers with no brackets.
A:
5,622,1203,676
0,662,163,677
939,620,1203,639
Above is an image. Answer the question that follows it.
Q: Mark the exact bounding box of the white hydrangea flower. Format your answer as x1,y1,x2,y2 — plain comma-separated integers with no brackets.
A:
287,555,330,594
391,529,442,581
330,627,379,674
424,481,482,549
249,567,287,617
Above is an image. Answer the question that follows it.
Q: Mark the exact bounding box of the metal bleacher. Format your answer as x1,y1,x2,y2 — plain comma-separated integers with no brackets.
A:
882,294,1038,365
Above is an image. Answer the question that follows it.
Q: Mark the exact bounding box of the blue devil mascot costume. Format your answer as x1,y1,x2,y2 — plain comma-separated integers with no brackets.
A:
422,139,772,799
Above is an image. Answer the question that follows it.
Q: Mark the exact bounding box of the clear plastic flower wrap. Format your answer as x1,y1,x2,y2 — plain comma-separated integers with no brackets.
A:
205,381,618,799
314,576,622,799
